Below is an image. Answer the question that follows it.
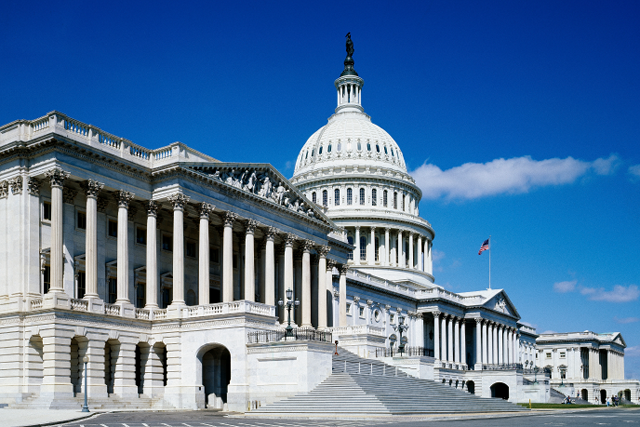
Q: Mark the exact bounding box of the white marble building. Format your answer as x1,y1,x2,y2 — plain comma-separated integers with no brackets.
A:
0,42,636,411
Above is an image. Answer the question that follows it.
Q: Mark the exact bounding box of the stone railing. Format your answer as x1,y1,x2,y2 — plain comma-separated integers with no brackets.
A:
186,301,276,318
30,299,43,310
104,303,121,316
0,111,217,168
330,325,386,337
70,298,89,311
482,363,523,371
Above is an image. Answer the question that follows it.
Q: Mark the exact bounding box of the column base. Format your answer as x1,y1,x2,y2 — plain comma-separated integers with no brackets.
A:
116,301,136,318
166,303,187,319
42,291,70,309
84,296,105,313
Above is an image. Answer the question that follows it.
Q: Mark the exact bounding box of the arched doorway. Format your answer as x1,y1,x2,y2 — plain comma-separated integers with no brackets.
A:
600,389,606,403
200,345,231,409
490,382,509,400
581,388,588,401
624,389,631,402
467,380,475,395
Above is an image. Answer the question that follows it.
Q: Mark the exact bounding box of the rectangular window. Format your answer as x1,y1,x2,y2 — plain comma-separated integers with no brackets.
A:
76,211,86,230
43,265,50,294
560,352,566,358
210,247,220,263
347,188,353,205
136,226,146,245
77,271,86,299
393,193,398,209
390,314,395,324
186,240,197,258
346,303,352,315
162,234,173,251
233,254,238,269
312,192,317,203
42,201,51,221
334,189,340,206
383,190,388,207
372,189,377,206
359,306,365,317
322,190,328,207
108,219,118,237
359,188,365,205
546,352,552,359
108,278,117,304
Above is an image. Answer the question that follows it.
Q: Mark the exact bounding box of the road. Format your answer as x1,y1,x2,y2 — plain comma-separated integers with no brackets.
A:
56,408,640,427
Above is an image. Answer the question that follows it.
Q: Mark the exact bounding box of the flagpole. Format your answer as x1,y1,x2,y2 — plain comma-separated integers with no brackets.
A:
488,235,491,290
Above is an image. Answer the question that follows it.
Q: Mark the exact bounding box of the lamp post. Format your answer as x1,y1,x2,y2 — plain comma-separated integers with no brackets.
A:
393,316,409,356
81,355,89,412
278,288,299,338
560,366,567,386
534,366,539,384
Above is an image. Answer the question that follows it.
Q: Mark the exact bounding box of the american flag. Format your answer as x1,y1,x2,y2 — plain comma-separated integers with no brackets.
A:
478,239,490,255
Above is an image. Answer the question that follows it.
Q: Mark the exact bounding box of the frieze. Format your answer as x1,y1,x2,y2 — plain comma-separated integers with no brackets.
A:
9,176,23,195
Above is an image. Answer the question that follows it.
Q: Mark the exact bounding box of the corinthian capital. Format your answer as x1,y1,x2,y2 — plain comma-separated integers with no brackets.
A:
84,179,104,198
284,233,297,247
339,263,349,275
115,190,135,208
316,245,331,257
265,226,279,240
199,202,215,219
223,211,237,227
245,219,258,234
145,200,159,217
45,168,70,188
168,193,190,211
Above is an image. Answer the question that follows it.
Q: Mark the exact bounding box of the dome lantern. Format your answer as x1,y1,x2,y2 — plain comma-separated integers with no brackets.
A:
335,33,364,114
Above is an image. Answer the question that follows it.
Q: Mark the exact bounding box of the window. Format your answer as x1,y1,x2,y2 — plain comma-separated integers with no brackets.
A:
367,142,371,151
359,306,365,317
77,271,86,299
360,236,366,261
322,190,328,207
312,192,317,203
43,265,50,294
108,278,117,304
311,148,315,157
108,219,118,237
391,148,395,157
136,226,146,245
347,188,353,205
305,151,308,159
186,240,196,258
402,194,406,211
375,237,380,262
374,310,381,322
390,314,395,324
357,142,362,151
42,201,51,221
347,236,354,260
319,146,323,155
76,211,86,230
162,234,173,251
210,247,220,263
135,284,145,308
334,189,340,206
560,352,566,358
372,189,377,206
383,190,388,207
233,254,238,269
546,353,552,359
359,188,365,205
384,146,388,155
346,303,352,315
328,144,332,153
337,142,342,151
376,144,380,153
393,192,398,209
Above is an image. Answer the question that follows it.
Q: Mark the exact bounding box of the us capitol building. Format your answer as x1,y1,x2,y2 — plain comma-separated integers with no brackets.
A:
0,37,637,412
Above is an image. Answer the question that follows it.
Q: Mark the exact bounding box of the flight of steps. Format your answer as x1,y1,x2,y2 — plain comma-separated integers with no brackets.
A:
253,349,528,415
8,393,169,410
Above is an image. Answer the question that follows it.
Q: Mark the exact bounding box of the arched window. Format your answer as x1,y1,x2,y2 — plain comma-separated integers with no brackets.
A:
328,144,332,153
372,189,377,206
393,192,398,209
376,144,380,153
322,190,328,207
384,146,388,154
383,190,388,207
312,192,317,203
375,237,380,262
347,188,353,205
391,148,395,157
359,188,365,205
319,146,323,155
360,236,367,261
337,142,342,151
357,141,362,151
402,194,406,211
305,150,308,159
367,142,371,151
334,188,340,206
311,148,315,157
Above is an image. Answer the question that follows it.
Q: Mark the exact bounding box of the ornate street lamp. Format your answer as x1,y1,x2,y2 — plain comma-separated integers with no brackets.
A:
393,316,409,356
534,366,539,384
559,366,567,386
278,288,299,338
81,355,89,412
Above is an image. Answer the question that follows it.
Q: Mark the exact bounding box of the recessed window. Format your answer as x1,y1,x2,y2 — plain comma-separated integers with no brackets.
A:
383,190,388,207
210,247,220,263
347,303,352,314
347,188,353,205
359,188,365,205
322,190,328,207
546,352,552,359
162,234,173,251
319,146,323,155
391,148,395,157
334,189,340,206
77,271,86,299
108,278,117,304
76,211,86,230
337,142,342,152
43,265,50,294
359,306,365,317
357,142,362,151
393,192,398,209
360,236,366,261
328,144,332,153
186,240,196,258
136,226,146,245
376,144,380,153
311,148,315,157
384,146,388,154
390,314,395,323
108,219,118,237
367,142,371,151
305,151,309,159
347,235,354,260
312,192,317,203
560,352,566,358
375,237,380,261
372,189,377,206
374,310,381,322
42,201,52,221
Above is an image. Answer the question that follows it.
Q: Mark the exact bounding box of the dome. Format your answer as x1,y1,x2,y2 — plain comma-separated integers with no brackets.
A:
293,110,408,177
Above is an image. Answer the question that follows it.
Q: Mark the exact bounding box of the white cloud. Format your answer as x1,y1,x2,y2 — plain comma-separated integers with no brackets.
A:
614,316,640,324
411,154,619,200
629,164,640,179
626,346,640,357
579,284,639,303
432,249,446,263
554,280,577,293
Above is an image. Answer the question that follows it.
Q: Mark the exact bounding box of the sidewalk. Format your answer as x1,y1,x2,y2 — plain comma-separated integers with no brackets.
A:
2,409,96,427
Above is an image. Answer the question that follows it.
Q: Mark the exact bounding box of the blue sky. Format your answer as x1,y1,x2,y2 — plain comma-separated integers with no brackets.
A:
2,1,639,378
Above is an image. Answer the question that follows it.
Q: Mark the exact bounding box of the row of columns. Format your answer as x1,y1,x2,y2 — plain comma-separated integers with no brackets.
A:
43,168,351,329
351,226,433,273
432,312,467,366
475,318,519,366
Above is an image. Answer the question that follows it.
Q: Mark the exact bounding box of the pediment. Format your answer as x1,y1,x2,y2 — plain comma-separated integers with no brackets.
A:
484,291,519,319
187,163,334,228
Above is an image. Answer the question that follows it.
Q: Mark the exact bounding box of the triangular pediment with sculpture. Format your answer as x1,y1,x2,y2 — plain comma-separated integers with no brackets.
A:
483,290,520,319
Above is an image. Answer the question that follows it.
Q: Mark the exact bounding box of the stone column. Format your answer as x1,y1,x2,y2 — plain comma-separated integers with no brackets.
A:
354,226,360,265
461,320,467,366
497,325,503,364
84,336,108,397
441,315,448,362
352,297,360,326
339,264,348,327
447,316,454,363
506,329,511,364
145,201,159,308
168,193,189,306
425,240,432,274
370,227,376,264
408,233,414,269
198,203,214,305
45,168,70,293
454,318,460,364
326,260,336,325
398,230,404,268
433,311,441,361
492,323,498,364
415,313,424,348
40,329,73,397
83,179,103,299
113,340,138,397
264,227,277,306
244,220,257,302
301,240,313,327
384,228,390,266
142,343,165,397
417,235,423,271
283,233,296,304
222,212,237,302
115,190,134,303
475,318,482,368
316,246,330,329
515,333,520,364
482,321,489,364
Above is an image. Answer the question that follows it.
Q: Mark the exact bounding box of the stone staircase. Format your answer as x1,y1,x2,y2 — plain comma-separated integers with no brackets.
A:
8,393,169,410
253,349,528,415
